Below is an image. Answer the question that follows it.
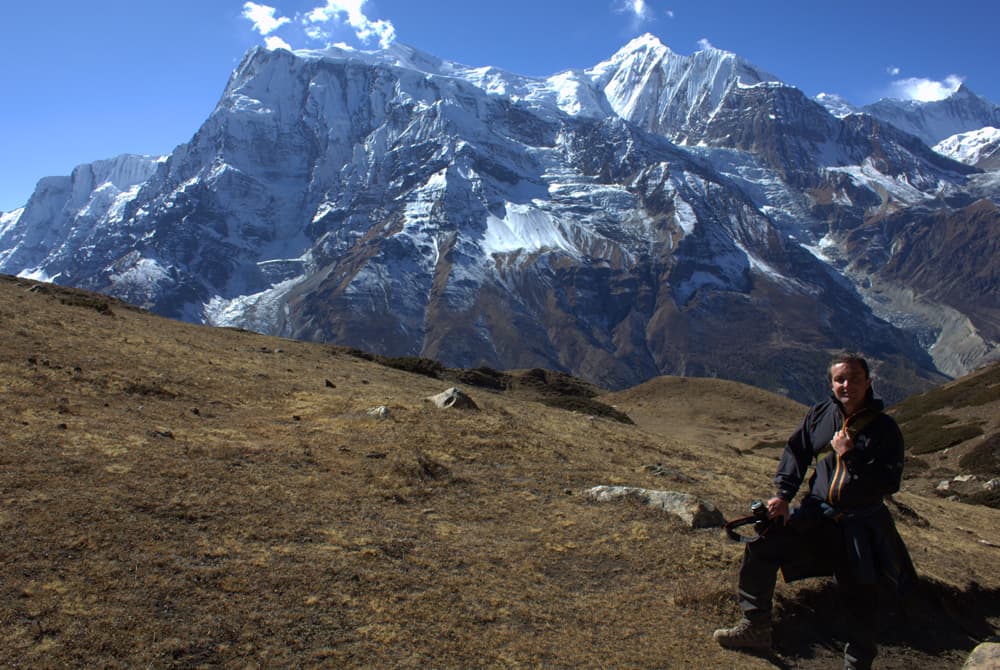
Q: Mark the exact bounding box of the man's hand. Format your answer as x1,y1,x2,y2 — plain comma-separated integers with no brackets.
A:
767,497,789,525
831,428,854,457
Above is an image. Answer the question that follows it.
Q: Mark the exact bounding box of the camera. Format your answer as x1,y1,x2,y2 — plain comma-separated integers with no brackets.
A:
724,499,774,542
750,499,770,533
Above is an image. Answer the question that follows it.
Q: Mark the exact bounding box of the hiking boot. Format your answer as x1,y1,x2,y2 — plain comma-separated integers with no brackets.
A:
843,640,875,670
713,617,771,651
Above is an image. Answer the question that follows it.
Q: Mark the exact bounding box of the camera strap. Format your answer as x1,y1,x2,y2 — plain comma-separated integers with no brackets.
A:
723,515,771,543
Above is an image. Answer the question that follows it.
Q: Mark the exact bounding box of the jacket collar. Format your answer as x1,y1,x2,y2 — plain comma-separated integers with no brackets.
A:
829,389,884,415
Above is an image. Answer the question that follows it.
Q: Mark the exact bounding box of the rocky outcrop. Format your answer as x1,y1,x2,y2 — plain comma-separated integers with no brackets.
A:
425,387,478,410
586,485,724,528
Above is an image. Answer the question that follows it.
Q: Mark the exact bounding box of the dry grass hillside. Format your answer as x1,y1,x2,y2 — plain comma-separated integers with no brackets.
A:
1,274,998,669
887,362,1000,508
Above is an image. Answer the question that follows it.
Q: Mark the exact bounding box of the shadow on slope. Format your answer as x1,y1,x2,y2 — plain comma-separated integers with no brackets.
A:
767,577,1000,669
343,350,634,424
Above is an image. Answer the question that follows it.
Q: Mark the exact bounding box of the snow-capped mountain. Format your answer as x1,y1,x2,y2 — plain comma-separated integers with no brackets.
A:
935,127,1000,169
0,154,162,280
3,35,998,402
862,85,1000,148
586,34,783,139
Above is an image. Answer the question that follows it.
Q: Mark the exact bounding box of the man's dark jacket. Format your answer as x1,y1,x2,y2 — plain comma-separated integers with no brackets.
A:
771,391,916,589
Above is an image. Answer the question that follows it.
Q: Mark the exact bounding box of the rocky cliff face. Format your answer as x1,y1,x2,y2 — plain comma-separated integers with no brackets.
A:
3,35,997,402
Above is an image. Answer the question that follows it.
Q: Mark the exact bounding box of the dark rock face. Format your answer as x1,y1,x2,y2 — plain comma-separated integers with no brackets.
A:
854,199,1000,341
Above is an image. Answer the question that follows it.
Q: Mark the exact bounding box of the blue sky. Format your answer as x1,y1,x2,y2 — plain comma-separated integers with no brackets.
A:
2,0,998,212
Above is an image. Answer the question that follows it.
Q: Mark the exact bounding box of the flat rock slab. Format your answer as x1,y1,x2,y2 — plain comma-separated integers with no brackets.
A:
586,485,724,528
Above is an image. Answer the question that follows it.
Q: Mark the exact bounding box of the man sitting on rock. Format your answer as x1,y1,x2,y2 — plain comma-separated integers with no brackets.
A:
714,352,916,670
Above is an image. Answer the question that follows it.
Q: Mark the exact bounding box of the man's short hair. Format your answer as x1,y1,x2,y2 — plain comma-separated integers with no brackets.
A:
828,352,870,380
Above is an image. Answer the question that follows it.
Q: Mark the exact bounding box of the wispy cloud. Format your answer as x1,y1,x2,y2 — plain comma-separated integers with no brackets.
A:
888,74,964,102
697,37,714,50
305,0,396,49
242,2,291,36
615,0,653,26
886,65,900,76
666,9,675,19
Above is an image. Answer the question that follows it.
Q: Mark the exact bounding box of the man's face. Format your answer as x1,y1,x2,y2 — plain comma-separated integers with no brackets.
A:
829,362,871,413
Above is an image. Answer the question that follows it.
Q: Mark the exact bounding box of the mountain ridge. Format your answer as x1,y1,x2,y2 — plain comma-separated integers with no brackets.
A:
2,34,997,403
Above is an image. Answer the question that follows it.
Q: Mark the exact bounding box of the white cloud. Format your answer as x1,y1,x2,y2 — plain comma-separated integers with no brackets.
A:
242,2,291,35
697,37,714,50
666,9,675,18
886,65,900,76
888,74,964,102
632,0,652,20
304,0,396,49
614,0,653,24
265,35,293,51
304,23,326,41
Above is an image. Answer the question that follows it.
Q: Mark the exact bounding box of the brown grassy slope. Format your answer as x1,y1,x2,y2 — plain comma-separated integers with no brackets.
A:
886,361,1000,506
601,375,806,455
1,275,998,669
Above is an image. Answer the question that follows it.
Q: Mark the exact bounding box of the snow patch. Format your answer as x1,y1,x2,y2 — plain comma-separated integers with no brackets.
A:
79,183,142,223
0,207,24,236
313,201,337,223
802,234,839,263
815,93,857,118
826,159,933,207
541,70,606,118
203,276,305,332
229,94,273,115
110,258,170,288
736,80,782,90
17,267,57,283
400,168,448,233
108,185,142,221
934,126,1000,166
673,198,697,235
481,203,575,256
676,270,730,298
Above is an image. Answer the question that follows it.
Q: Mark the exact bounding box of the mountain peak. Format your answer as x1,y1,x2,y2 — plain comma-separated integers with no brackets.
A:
862,83,1000,145
947,82,996,106
816,92,858,118
953,82,974,97
693,41,733,57
619,33,671,55
600,33,674,70
379,41,448,74
279,39,454,78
